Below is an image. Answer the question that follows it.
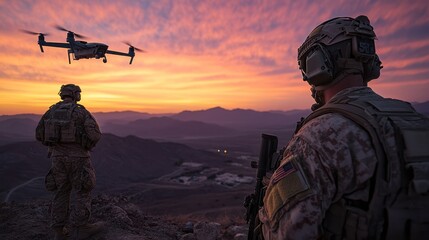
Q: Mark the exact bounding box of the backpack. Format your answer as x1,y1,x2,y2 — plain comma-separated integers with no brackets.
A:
298,94,429,239
43,102,79,144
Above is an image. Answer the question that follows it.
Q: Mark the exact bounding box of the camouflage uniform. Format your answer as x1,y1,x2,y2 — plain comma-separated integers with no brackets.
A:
259,87,398,239
37,99,101,229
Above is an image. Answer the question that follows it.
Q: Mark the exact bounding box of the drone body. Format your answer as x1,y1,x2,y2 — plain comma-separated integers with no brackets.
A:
24,26,144,64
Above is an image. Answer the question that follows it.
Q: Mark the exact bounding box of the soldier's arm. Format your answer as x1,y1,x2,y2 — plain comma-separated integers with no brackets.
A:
83,111,102,144
35,110,51,142
258,137,336,239
259,114,377,239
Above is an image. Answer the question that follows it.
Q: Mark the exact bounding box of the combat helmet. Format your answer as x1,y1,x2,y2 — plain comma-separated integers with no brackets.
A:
298,15,382,90
58,84,81,101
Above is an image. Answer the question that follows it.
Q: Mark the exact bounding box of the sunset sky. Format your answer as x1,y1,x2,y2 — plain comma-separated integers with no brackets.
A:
0,0,428,115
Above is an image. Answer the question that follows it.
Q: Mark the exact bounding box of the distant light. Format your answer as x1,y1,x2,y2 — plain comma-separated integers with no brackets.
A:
224,149,227,154
217,149,221,153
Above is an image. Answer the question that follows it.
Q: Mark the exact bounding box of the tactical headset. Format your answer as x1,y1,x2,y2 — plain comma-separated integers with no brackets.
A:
58,84,81,101
298,16,382,90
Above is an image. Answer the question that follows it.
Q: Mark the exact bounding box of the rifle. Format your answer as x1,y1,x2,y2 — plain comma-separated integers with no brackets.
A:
244,134,285,240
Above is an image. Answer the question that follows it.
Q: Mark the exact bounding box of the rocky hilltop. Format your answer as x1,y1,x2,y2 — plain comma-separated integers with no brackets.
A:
0,194,248,240
0,134,254,239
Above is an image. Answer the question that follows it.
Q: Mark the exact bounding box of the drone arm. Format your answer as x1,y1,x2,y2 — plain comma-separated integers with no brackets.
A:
106,50,135,65
105,50,130,57
40,42,70,49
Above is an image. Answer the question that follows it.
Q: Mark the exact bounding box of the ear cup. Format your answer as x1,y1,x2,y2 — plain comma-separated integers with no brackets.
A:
75,92,81,101
303,46,334,86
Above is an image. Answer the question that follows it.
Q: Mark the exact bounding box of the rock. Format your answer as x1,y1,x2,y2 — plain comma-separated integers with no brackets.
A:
0,195,181,240
147,222,158,227
194,221,221,240
180,233,197,240
182,221,194,233
226,225,247,236
110,205,134,227
234,233,247,240
121,203,142,218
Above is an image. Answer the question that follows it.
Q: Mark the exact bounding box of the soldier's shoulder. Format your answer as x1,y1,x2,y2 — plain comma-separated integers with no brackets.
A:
48,101,62,109
75,103,87,110
73,104,89,114
300,113,361,135
76,106,98,122
296,113,369,150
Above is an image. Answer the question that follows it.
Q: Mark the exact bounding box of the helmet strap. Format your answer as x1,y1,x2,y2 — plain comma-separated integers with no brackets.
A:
311,86,325,111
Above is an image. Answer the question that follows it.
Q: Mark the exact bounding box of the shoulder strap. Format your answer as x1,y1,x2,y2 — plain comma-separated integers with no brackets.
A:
300,102,390,239
47,102,62,119
300,103,388,179
302,98,429,239
67,103,78,119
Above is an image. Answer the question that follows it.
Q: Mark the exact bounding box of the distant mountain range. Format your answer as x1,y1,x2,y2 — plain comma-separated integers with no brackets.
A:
0,107,309,145
0,117,38,145
412,101,429,115
1,102,428,145
92,111,167,126
171,106,310,129
102,116,237,139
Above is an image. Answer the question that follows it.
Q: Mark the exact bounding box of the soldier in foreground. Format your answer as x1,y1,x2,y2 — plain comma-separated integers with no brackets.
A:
256,16,429,239
36,84,103,240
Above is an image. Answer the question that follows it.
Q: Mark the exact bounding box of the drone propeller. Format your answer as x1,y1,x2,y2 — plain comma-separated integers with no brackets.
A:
54,25,69,32
20,29,49,36
54,25,88,39
123,41,146,52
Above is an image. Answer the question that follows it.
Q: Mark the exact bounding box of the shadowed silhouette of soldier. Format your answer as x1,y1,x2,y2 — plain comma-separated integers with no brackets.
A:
36,84,104,240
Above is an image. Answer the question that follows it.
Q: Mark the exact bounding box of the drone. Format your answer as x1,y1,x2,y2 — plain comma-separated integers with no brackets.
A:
22,26,145,64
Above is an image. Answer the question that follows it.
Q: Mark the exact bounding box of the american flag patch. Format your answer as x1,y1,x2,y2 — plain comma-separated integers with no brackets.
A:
271,161,296,184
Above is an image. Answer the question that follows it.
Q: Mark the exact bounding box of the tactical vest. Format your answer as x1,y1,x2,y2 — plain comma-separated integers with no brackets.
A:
297,93,429,239
43,102,80,144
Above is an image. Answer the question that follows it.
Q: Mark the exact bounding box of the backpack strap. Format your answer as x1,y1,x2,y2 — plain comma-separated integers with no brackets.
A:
302,98,429,239
67,103,78,119
302,102,389,239
300,102,388,180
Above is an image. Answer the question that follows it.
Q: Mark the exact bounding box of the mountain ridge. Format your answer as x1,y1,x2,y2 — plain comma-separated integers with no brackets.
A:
1,102,428,145
102,116,237,139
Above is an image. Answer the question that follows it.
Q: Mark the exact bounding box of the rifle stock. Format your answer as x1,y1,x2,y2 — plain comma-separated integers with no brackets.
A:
245,134,279,240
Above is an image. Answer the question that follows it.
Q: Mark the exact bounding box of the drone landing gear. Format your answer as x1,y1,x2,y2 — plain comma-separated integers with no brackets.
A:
103,56,107,63
68,50,72,64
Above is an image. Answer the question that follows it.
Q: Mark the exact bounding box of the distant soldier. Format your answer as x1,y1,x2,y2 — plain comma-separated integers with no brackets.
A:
258,16,429,239
36,84,103,240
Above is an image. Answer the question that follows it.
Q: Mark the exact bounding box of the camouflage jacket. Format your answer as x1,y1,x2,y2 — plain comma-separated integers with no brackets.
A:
36,100,101,157
259,87,392,239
